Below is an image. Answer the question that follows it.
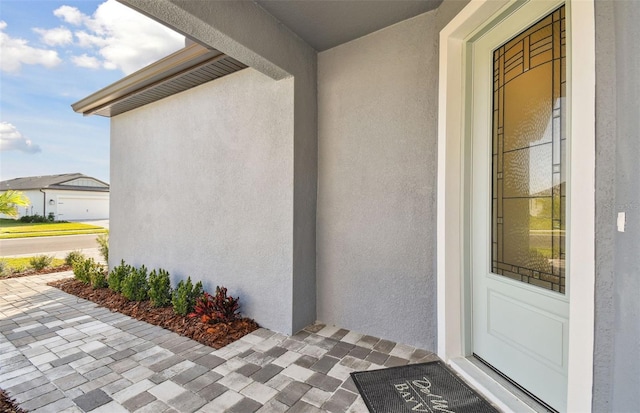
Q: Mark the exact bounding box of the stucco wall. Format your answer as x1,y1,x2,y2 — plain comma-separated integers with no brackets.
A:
593,1,616,410
121,0,318,334
317,11,439,350
609,2,640,409
593,0,640,411
110,68,295,334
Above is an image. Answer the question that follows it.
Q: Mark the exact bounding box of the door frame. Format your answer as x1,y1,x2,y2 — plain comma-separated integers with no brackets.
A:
436,0,595,411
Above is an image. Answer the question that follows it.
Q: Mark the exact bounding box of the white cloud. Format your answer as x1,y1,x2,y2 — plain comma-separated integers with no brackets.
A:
0,122,42,154
33,26,73,46
0,21,61,73
71,53,101,69
59,0,184,75
1,1,183,75
75,31,107,48
53,5,84,26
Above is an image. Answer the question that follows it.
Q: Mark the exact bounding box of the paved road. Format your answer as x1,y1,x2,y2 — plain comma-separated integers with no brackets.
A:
0,234,101,256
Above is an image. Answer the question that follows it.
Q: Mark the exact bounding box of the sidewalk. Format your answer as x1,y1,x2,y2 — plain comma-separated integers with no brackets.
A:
0,273,438,412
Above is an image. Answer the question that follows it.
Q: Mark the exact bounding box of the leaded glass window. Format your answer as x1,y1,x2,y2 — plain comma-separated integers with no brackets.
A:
491,5,566,293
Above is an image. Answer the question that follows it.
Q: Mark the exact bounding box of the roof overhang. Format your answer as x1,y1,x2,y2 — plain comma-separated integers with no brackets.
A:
72,43,246,117
47,186,110,192
74,1,442,118
256,0,443,51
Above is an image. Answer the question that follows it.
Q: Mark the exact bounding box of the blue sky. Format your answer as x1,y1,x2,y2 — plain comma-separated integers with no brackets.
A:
0,0,184,183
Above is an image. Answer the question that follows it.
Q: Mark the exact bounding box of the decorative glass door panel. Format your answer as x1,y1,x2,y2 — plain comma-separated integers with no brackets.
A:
491,6,566,293
471,3,570,410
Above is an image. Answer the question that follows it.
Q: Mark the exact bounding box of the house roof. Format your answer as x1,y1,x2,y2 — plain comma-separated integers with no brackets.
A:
73,1,441,118
0,173,109,192
71,43,246,117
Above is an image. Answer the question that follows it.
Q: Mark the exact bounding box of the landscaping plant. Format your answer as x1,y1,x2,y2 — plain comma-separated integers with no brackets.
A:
49,276,260,350
12,264,27,273
189,286,240,324
0,260,8,277
72,258,89,283
189,292,216,323
73,257,103,285
0,190,29,218
90,270,108,289
96,232,109,263
29,255,54,271
194,280,204,302
121,265,149,301
19,214,52,223
172,277,203,316
65,250,86,266
108,260,132,292
148,268,172,307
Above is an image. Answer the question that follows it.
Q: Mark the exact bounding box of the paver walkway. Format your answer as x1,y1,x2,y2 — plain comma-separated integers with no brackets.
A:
0,273,438,412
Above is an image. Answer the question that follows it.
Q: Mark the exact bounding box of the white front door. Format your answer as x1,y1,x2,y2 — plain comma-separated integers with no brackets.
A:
470,2,569,411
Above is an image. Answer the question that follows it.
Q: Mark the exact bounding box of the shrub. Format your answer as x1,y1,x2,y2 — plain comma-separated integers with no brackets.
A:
29,255,54,271
11,263,26,273
108,260,132,292
212,286,241,322
65,250,86,266
189,292,215,323
96,232,109,263
19,214,48,223
90,270,108,289
0,259,9,277
18,214,68,223
149,268,172,307
73,257,102,285
172,278,192,316
194,280,204,301
72,260,91,284
121,265,149,301
172,277,203,316
189,286,240,324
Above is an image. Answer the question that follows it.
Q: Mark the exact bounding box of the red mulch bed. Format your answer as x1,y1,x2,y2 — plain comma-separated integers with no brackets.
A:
0,389,26,413
1,265,72,279
48,278,259,350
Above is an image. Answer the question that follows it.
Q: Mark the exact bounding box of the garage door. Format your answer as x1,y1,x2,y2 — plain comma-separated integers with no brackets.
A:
57,197,109,220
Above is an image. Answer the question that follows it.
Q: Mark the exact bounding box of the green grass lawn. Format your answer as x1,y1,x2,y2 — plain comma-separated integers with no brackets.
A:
0,257,66,274
0,219,107,239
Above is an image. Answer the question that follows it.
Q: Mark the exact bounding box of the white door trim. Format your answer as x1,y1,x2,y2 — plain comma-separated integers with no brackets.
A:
436,1,595,411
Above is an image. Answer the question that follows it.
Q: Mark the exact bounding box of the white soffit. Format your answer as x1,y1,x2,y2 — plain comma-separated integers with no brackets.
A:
256,0,443,51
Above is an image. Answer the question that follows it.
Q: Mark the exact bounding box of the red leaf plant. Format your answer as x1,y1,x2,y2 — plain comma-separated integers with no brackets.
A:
189,286,241,324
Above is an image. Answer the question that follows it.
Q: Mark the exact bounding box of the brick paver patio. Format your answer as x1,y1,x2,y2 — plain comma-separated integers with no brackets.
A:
0,272,438,412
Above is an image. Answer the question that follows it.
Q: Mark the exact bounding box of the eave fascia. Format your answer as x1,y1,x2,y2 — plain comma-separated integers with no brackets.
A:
71,43,223,116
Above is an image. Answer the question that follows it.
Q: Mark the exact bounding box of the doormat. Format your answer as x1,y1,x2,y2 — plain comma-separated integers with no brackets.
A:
351,361,499,413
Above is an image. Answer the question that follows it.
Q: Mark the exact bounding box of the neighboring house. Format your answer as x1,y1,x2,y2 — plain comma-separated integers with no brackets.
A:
0,173,109,221
72,1,638,412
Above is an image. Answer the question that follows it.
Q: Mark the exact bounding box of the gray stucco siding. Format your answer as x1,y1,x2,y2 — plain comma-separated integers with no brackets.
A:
317,11,439,350
121,0,319,334
593,0,640,410
609,0,640,411
110,68,295,334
